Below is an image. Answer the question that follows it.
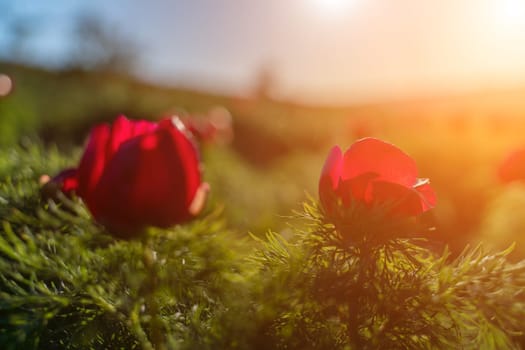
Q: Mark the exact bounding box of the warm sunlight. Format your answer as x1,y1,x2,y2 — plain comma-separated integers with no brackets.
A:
500,0,525,26
310,0,356,17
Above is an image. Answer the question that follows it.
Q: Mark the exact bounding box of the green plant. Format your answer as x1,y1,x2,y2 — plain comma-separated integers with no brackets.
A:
2,143,525,349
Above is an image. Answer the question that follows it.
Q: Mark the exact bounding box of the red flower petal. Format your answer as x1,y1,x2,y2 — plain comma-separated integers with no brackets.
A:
59,168,79,193
91,118,201,234
341,138,418,187
369,180,425,216
157,117,201,208
77,116,157,211
44,168,78,196
131,118,157,136
106,115,157,160
319,146,343,213
337,172,379,206
415,182,437,211
77,123,110,205
320,146,343,190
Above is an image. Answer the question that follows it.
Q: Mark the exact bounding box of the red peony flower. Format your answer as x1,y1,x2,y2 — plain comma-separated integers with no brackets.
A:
47,115,208,236
319,138,436,219
498,147,525,184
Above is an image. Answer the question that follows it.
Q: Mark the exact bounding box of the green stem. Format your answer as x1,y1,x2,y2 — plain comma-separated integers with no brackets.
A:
142,235,166,350
348,246,368,349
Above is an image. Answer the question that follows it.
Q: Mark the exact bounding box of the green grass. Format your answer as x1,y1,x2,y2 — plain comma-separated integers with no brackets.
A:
2,144,525,348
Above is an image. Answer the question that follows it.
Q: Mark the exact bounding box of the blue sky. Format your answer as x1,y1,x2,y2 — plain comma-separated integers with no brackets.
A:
2,0,525,104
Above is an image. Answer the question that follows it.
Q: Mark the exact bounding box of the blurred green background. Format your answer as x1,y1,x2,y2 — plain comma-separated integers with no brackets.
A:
4,0,525,259
5,59,525,259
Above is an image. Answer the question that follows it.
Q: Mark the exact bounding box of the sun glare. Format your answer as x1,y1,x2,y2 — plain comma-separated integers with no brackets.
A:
311,0,356,17
498,0,525,28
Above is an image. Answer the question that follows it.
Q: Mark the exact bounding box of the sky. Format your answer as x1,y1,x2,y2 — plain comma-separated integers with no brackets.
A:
2,0,525,104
